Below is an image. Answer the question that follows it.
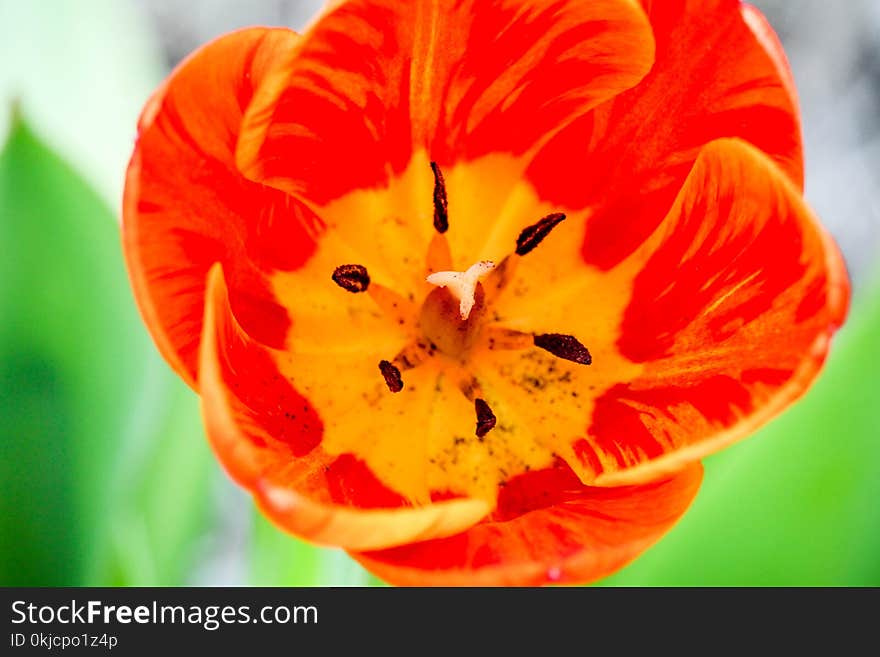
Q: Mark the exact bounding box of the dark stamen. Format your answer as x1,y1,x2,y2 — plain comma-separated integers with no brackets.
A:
379,360,404,393
475,398,496,438
515,213,566,256
534,333,592,365
430,161,449,234
332,264,370,293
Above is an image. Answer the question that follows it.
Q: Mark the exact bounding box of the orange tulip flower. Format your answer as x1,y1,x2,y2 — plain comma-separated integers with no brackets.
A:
123,0,849,586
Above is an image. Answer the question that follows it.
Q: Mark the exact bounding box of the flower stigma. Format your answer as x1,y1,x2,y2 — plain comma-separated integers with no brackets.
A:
426,260,496,321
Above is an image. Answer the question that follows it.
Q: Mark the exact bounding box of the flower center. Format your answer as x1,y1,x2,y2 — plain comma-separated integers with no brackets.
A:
419,283,486,360
415,259,494,360
330,162,593,438
426,260,496,321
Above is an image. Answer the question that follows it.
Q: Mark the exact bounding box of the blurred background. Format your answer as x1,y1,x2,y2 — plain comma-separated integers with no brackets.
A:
0,0,877,586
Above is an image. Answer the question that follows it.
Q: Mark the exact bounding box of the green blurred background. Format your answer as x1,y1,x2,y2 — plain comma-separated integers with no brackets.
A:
0,0,877,586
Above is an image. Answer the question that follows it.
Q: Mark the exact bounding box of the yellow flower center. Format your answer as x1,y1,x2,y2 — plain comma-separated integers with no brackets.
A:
327,162,594,443
268,152,643,505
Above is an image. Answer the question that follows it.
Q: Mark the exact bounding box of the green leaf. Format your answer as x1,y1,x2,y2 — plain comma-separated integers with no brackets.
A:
600,282,880,586
0,117,212,586
0,0,163,204
98,363,215,586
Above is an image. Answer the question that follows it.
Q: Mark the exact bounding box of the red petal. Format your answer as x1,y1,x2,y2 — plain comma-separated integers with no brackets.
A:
123,28,322,385
582,138,849,486
199,264,490,550
527,0,803,270
353,461,702,586
237,0,655,204
739,2,800,109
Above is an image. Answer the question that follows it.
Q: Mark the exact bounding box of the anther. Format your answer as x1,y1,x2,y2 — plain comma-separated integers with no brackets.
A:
516,213,566,256
430,161,449,234
332,264,370,293
379,360,404,392
474,398,496,438
533,333,592,365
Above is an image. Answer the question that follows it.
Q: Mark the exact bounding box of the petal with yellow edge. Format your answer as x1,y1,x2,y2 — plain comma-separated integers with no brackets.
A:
492,138,847,488
353,461,703,586
123,27,322,386
590,139,849,485
200,263,490,551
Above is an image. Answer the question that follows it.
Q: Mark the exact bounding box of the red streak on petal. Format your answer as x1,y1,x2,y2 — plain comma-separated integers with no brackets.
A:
490,464,584,522
618,188,806,363
589,386,667,465
588,374,782,465
215,289,322,457
125,28,325,381
571,438,605,476
740,367,793,386
248,0,653,203
528,0,801,270
431,10,621,163
795,275,830,323
179,223,292,349
351,461,703,586
429,490,463,502
325,455,408,509
255,3,411,203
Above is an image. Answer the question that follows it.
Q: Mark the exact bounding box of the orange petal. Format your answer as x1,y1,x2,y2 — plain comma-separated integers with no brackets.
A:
582,138,849,486
465,138,846,489
199,263,490,550
352,461,702,586
237,0,655,204
527,0,803,270
123,28,322,386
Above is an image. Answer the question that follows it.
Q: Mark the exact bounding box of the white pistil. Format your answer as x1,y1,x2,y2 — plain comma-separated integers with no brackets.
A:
426,260,495,320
